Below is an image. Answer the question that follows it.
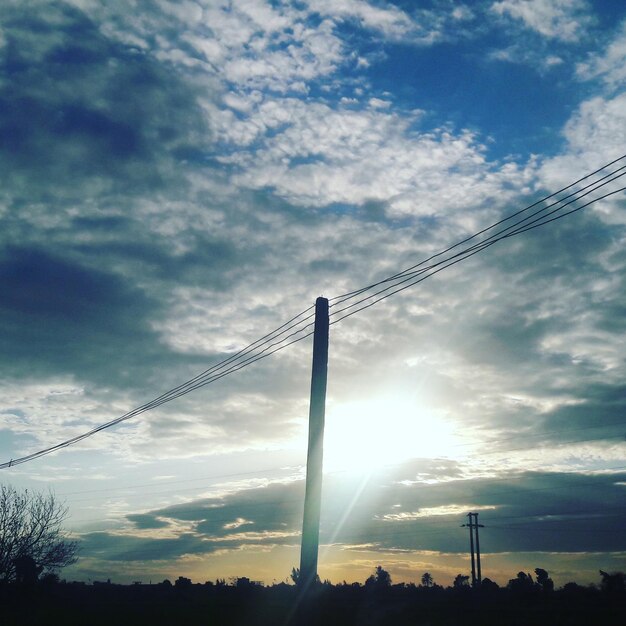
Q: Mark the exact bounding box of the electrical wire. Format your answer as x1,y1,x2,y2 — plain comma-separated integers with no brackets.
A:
127,305,315,411
328,173,626,321
328,171,626,323
329,184,626,326
330,154,626,303
0,309,315,469
2,156,625,469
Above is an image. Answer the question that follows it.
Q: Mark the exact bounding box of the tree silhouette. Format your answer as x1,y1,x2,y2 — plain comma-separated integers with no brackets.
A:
599,570,625,594
290,567,300,585
507,571,536,593
453,574,470,589
421,572,434,588
175,576,192,588
13,554,42,584
480,577,500,592
366,565,392,589
0,485,78,583
535,568,554,592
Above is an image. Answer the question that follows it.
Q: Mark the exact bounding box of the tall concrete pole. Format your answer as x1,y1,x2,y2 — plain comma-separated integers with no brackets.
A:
473,512,484,586
299,297,329,590
462,513,477,587
463,512,484,588
468,512,476,587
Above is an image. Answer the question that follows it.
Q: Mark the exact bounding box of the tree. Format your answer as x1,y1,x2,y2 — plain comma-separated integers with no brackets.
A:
507,571,536,593
175,575,192,588
421,572,434,588
534,568,554,592
13,555,42,584
374,565,392,587
365,565,392,589
0,485,78,583
290,567,300,585
453,574,470,589
480,577,500,592
599,570,625,594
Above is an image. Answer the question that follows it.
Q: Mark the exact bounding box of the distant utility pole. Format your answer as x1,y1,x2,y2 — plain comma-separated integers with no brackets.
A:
299,297,329,591
462,512,484,587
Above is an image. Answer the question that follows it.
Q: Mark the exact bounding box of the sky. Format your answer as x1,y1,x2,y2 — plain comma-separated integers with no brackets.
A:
1,0,625,588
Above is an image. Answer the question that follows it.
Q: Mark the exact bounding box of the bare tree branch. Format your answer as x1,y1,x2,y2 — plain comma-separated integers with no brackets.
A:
0,485,78,583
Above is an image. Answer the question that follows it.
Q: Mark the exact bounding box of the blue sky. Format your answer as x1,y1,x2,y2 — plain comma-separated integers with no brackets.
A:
1,0,626,587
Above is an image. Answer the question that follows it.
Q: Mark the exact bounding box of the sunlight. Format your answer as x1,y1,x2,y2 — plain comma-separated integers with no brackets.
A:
323,395,461,474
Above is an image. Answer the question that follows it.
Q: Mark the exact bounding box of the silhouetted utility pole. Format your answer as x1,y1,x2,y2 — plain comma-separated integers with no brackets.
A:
468,513,476,586
474,512,483,584
462,512,484,587
299,297,329,591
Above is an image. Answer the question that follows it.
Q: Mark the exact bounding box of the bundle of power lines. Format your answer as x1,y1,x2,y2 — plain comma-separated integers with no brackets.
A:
2,155,625,469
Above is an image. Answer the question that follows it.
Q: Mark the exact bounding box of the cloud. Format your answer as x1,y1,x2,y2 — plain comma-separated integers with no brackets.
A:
485,0,599,71
73,463,626,568
539,92,626,206
0,2,211,203
486,44,565,73
227,97,533,218
80,0,348,95
577,19,626,88
491,0,593,42
307,0,441,44
0,246,164,384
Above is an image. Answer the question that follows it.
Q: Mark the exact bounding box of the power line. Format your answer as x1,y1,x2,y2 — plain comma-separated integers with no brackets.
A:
2,156,625,469
328,173,626,323
0,310,316,469
330,155,626,303
328,184,626,327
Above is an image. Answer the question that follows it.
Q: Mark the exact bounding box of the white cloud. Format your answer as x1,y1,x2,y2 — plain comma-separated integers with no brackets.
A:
491,0,592,42
157,0,204,24
224,29,341,91
368,97,391,109
577,20,626,88
545,54,564,67
227,98,533,219
487,45,564,71
377,504,497,521
540,92,626,217
451,6,474,22
307,0,415,39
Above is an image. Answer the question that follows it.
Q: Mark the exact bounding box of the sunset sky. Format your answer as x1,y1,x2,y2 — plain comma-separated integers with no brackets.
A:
1,0,625,587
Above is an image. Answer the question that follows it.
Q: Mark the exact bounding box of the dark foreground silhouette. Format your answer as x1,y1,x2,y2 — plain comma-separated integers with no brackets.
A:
2,576,625,626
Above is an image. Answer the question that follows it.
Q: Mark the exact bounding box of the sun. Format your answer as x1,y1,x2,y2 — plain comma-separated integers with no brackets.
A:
322,395,461,474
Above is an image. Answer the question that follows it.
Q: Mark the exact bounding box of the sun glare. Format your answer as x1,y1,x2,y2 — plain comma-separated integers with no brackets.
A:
322,395,461,474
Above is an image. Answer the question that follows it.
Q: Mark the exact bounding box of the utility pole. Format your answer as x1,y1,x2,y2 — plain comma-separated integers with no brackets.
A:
474,512,483,585
299,297,329,591
468,512,476,587
462,512,484,587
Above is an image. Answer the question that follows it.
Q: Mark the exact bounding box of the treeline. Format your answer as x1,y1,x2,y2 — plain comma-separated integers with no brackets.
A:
2,567,624,626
